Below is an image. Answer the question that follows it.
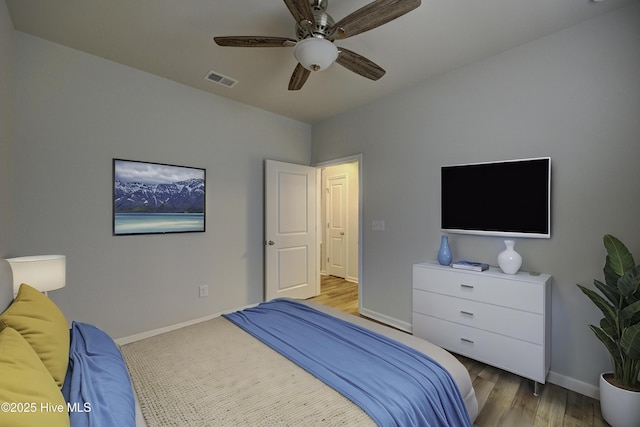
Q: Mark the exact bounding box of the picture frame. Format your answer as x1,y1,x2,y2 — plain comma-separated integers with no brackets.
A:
113,159,206,235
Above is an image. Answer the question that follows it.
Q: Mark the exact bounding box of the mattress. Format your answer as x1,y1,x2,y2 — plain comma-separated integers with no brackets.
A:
304,300,478,419
122,299,478,426
0,262,477,426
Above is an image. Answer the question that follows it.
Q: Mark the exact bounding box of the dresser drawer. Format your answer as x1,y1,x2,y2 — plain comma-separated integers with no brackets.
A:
413,313,547,383
413,264,545,313
413,290,544,344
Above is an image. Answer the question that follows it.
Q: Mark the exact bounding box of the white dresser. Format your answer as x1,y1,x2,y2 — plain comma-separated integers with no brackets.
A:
412,262,551,389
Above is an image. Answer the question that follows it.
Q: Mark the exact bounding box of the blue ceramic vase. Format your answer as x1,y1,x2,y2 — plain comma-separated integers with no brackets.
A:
437,235,452,266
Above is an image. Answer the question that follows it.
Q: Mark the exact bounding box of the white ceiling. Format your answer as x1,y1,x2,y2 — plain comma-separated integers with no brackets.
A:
6,0,636,123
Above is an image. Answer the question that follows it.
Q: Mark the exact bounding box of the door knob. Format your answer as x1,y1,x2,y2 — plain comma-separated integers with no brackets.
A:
340,232,345,235
267,240,275,246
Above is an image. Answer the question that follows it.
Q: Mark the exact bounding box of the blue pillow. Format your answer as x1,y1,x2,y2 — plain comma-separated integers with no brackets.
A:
62,321,135,427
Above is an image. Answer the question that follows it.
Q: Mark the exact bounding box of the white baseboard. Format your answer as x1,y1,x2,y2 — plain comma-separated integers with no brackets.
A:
320,272,359,284
546,370,600,400
359,307,412,333
114,303,256,345
357,308,601,400
116,303,601,402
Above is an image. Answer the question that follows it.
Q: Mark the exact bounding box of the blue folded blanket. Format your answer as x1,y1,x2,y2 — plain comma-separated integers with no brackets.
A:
62,321,136,427
224,299,472,427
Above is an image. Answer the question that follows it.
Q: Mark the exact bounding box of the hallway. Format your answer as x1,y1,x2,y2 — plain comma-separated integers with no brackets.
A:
309,275,358,316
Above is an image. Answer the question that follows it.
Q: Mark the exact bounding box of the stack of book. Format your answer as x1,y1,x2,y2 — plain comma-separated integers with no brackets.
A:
451,260,490,271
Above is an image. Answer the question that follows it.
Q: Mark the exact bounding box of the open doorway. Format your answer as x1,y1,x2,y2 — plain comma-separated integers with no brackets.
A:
314,155,362,313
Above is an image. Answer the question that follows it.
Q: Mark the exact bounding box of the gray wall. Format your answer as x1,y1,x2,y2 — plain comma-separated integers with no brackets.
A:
312,4,640,392
0,2,12,257
5,0,640,396
11,32,311,339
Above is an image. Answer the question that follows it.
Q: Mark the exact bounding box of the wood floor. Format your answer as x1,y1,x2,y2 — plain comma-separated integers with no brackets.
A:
310,276,609,427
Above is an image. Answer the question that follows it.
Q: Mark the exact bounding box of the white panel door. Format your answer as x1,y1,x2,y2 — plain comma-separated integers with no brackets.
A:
326,174,347,278
265,160,318,301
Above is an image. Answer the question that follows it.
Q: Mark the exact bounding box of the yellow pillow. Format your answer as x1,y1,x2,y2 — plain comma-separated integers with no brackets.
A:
0,283,70,387
0,325,70,427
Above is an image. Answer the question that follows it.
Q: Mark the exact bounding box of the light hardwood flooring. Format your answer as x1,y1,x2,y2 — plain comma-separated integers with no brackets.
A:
310,275,608,427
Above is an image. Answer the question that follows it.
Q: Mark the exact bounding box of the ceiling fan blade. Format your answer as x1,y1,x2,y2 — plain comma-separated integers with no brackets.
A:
214,36,296,48
288,63,311,90
336,48,386,81
283,0,315,25
330,0,421,39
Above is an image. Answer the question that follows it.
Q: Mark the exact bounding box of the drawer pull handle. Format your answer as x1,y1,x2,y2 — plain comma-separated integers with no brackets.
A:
460,284,474,289
460,310,474,317
460,338,474,344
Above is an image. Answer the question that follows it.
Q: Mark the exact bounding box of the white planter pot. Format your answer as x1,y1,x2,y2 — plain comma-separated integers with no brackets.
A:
599,373,640,427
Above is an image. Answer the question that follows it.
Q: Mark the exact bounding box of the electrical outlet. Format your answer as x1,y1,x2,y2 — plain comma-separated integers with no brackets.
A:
199,285,209,298
372,220,385,231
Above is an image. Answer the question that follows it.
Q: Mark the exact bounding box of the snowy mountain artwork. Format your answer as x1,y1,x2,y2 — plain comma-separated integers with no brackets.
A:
113,159,205,235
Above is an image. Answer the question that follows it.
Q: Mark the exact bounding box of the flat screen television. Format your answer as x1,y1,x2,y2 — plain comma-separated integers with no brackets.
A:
441,157,551,238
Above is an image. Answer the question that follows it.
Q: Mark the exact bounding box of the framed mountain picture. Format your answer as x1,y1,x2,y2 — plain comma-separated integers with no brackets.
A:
113,159,206,235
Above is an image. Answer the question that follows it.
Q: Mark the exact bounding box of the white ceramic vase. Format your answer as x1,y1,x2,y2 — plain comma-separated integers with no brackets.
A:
498,240,522,275
599,373,640,427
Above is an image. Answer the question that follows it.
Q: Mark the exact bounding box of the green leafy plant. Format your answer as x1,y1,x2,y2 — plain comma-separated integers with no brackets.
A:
577,234,640,390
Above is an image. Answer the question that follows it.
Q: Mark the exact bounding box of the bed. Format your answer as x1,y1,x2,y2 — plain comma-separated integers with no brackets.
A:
0,259,478,426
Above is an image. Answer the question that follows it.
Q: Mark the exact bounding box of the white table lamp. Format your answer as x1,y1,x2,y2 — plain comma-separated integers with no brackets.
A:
6,255,66,295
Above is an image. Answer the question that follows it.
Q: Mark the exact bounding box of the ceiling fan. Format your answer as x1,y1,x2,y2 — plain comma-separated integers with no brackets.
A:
214,0,421,90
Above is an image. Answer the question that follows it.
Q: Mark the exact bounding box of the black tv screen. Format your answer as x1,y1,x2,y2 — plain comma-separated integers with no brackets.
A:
441,157,551,238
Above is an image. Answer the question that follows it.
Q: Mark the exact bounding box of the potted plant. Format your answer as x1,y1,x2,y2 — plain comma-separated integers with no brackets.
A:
577,234,640,427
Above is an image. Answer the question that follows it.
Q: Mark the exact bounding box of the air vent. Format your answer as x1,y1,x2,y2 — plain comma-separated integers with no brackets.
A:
204,71,238,88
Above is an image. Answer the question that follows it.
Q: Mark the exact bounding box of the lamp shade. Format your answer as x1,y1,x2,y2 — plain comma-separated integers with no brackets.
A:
6,255,66,294
294,37,338,72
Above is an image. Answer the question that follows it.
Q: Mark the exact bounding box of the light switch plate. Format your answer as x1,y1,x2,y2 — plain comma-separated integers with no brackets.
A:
199,285,209,298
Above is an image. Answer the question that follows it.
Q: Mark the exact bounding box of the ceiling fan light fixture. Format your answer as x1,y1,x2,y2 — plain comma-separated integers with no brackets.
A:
294,37,338,72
